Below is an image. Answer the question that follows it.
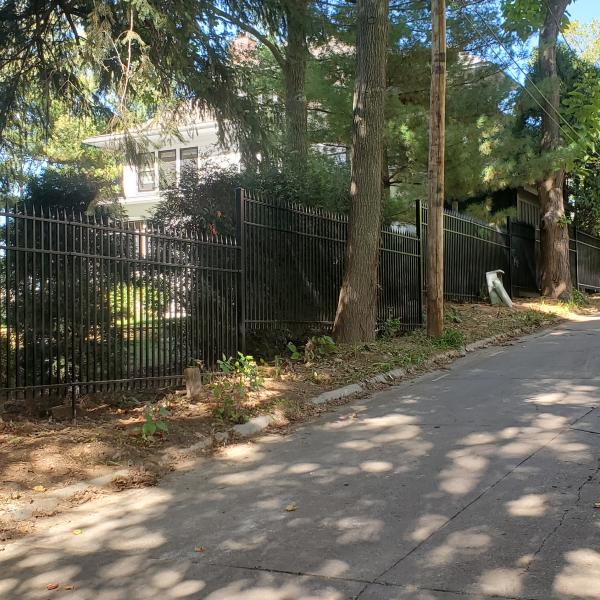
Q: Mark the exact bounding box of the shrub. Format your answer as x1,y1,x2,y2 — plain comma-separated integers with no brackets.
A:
141,402,170,441
432,328,465,350
379,318,403,339
563,288,588,309
210,353,264,424
304,335,336,362
149,154,352,237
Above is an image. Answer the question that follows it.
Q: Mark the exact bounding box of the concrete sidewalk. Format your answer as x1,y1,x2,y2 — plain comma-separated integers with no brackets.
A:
2,318,600,600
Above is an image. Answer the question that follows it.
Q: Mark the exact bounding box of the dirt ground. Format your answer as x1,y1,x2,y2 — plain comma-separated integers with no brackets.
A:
1,297,597,541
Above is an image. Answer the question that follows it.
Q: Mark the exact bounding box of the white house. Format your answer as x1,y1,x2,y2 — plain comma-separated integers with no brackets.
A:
83,119,240,221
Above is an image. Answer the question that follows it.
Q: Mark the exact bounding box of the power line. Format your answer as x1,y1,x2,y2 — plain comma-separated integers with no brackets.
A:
461,5,584,148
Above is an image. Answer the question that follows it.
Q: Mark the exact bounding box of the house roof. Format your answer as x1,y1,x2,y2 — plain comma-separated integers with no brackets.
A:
83,120,219,149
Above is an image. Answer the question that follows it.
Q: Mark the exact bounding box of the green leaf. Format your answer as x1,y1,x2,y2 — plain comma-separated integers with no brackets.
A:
142,421,157,439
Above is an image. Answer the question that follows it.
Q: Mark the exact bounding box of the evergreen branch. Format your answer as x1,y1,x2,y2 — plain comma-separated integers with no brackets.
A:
211,6,286,69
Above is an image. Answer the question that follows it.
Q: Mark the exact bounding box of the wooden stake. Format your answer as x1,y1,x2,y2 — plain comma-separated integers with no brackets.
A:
426,0,446,337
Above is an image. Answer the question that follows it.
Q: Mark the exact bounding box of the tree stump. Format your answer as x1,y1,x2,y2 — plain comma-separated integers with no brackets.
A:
184,367,203,400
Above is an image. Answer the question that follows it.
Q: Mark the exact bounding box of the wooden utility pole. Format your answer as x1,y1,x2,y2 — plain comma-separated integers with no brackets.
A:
426,0,446,337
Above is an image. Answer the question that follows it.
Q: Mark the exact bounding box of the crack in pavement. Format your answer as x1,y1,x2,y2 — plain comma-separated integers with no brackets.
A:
351,406,598,599
207,561,375,586
524,507,570,573
571,427,600,436
523,457,600,574
208,562,542,600
523,457,600,570
576,459,600,505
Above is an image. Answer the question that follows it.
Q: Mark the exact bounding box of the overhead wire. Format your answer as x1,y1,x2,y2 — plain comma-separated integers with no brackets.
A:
459,4,584,148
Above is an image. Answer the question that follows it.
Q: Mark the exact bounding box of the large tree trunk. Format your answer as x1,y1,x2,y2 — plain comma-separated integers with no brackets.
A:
538,0,572,299
283,1,309,164
426,0,446,337
333,0,388,343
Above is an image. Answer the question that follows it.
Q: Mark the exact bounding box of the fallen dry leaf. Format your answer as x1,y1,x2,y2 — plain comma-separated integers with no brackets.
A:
194,546,205,553
46,583,59,590
593,503,600,509
285,503,297,512
33,485,46,493
63,585,74,591
72,529,83,535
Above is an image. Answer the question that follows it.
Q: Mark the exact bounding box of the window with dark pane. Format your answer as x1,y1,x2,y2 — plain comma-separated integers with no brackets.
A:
158,149,176,189
180,147,198,176
137,152,156,192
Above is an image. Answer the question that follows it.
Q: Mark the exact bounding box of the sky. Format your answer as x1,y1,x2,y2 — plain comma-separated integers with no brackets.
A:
569,0,598,23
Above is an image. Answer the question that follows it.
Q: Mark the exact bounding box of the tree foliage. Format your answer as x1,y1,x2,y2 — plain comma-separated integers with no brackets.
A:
0,0,272,181
150,154,351,237
4,0,600,333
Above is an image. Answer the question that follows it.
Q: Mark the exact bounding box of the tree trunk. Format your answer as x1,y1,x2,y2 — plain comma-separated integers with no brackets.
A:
538,0,572,299
426,0,446,337
283,1,309,164
333,0,388,343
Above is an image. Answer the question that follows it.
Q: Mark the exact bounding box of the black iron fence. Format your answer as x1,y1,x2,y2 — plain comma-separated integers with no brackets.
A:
574,230,600,291
0,192,422,409
422,206,511,301
239,190,422,333
4,190,600,411
0,205,239,406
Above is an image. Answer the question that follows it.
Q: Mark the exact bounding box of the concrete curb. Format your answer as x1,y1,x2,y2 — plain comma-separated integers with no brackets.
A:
228,326,532,440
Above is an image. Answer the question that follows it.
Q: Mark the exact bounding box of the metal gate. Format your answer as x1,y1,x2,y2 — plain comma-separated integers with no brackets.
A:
508,218,538,297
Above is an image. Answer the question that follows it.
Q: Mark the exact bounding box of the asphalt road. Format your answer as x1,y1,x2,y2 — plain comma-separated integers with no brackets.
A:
2,317,600,600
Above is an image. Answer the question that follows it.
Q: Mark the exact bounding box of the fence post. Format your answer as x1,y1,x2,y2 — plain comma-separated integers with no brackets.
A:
235,188,247,353
415,200,424,325
506,216,514,299
573,226,579,291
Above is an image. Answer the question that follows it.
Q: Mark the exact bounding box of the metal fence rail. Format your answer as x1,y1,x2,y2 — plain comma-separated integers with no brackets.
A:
0,205,240,403
575,230,600,291
422,206,510,301
239,189,422,332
